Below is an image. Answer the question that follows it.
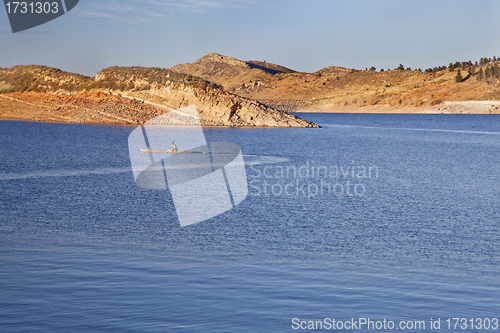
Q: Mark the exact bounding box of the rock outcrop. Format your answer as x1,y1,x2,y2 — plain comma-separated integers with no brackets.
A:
125,86,316,127
0,65,318,127
92,66,317,127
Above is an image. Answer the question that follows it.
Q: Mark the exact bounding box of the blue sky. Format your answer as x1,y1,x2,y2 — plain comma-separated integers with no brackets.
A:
1,0,500,76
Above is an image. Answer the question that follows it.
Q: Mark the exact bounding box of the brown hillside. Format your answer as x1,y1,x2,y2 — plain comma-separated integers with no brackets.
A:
305,67,500,112
0,65,91,92
169,53,297,92
2,54,500,119
0,91,165,124
168,53,500,113
0,65,317,127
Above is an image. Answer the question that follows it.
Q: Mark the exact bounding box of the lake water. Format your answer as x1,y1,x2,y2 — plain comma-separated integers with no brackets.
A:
1,114,500,332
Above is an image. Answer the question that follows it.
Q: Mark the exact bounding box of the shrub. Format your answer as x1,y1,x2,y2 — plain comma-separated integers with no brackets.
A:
477,68,483,81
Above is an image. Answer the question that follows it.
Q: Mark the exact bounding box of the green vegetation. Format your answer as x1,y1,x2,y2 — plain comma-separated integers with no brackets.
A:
477,68,484,81
484,64,500,78
389,56,497,75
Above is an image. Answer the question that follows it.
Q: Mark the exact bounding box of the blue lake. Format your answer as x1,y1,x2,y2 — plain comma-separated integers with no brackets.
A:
1,114,500,332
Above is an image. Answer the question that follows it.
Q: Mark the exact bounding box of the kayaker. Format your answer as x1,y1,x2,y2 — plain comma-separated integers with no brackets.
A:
171,141,178,153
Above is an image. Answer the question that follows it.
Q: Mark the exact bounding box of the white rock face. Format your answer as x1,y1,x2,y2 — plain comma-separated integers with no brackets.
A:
128,85,318,127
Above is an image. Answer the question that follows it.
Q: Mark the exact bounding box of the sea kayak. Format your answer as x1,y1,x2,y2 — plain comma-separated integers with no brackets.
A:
141,148,204,154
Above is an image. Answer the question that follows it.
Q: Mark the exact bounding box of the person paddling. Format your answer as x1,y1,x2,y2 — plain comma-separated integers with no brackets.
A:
171,141,178,153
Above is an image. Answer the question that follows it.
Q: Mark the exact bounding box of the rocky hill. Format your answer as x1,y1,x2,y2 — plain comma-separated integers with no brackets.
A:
169,53,500,113
2,53,500,122
0,65,317,127
169,53,297,92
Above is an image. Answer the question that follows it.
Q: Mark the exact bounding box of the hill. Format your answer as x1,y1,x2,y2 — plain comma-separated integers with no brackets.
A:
169,53,297,92
0,65,317,127
169,53,500,113
2,53,500,122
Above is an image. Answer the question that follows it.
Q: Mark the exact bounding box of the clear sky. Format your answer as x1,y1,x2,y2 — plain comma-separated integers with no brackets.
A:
1,0,500,76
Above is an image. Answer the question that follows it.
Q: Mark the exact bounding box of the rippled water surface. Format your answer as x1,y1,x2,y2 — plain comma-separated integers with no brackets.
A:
1,114,500,332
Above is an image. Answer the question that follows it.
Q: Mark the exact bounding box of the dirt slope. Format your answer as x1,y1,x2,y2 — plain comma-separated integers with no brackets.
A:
168,53,500,113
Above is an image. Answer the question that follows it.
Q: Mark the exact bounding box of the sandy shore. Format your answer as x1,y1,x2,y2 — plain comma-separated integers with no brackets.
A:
1,92,500,126
295,101,500,114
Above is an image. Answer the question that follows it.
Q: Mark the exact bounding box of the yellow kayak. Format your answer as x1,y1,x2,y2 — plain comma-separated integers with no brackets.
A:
141,148,204,154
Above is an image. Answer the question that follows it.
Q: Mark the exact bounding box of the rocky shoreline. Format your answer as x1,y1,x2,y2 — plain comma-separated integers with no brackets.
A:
0,91,318,127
